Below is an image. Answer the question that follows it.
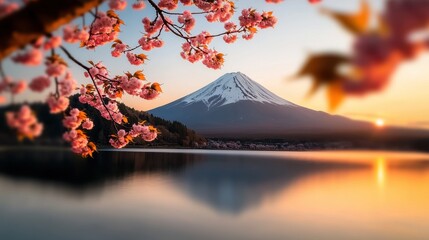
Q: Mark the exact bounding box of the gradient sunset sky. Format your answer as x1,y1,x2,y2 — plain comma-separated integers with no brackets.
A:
4,0,429,129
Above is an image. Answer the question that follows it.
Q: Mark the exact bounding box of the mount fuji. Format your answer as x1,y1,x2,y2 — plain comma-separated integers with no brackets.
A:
149,72,370,137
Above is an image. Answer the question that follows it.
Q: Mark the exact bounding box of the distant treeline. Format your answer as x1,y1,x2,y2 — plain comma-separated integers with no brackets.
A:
0,95,205,147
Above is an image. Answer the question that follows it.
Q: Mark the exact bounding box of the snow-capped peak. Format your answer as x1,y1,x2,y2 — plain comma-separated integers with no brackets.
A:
180,72,295,108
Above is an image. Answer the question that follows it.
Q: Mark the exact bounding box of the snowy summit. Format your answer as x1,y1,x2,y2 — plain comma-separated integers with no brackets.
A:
180,72,295,109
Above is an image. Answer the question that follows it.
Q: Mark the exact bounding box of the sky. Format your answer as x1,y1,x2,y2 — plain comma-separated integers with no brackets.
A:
4,0,429,129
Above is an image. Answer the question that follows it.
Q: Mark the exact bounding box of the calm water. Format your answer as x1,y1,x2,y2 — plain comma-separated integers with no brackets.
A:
1,148,429,240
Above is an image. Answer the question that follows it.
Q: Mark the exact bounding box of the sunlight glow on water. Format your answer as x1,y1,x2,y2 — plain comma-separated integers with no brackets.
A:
0,149,428,240
376,157,386,188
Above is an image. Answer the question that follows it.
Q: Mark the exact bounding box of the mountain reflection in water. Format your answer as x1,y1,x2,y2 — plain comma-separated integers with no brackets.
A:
0,148,429,240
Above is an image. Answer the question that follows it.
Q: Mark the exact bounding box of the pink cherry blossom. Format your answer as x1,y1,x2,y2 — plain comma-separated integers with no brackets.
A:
43,36,62,50
132,0,145,10
178,11,196,33
109,129,130,148
111,42,127,57
126,52,145,65
84,11,121,49
11,80,27,94
6,105,43,140
109,0,127,11
12,48,43,66
63,25,89,43
59,72,77,97
62,115,82,130
140,83,161,100
158,0,178,10
46,62,67,77
82,119,94,130
47,95,69,114
142,17,164,36
29,76,50,92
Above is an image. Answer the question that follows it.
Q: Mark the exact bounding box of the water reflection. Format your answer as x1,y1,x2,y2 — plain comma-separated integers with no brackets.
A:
0,148,199,193
171,155,365,214
376,157,386,188
1,149,429,240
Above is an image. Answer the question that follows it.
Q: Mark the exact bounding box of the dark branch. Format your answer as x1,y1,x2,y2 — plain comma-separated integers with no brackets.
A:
0,0,105,60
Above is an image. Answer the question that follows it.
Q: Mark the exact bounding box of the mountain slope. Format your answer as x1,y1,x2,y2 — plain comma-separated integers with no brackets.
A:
149,72,370,137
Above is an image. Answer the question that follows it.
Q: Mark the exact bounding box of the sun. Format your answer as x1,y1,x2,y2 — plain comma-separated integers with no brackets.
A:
375,118,385,128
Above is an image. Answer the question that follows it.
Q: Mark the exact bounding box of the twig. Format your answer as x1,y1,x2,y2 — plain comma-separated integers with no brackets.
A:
59,46,90,71
0,61,5,79
51,49,60,98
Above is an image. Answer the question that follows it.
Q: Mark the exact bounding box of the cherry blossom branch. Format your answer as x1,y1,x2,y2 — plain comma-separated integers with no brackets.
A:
59,45,120,132
86,7,100,45
87,73,120,132
124,24,165,53
194,27,246,39
146,0,186,38
160,9,214,16
95,73,121,83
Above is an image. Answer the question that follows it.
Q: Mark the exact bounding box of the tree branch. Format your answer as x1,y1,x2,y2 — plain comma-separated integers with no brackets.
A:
0,0,105,60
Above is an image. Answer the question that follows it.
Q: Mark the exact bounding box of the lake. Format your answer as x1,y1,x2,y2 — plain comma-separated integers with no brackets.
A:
0,148,429,240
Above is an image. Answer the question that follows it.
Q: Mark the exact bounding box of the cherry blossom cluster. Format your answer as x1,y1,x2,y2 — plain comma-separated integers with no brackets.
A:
62,108,96,157
6,105,43,140
5,35,73,114
0,76,27,96
12,48,43,66
11,35,63,67
132,0,146,10
84,61,162,102
178,11,196,33
78,84,125,124
63,25,90,44
29,76,50,92
126,52,147,65
109,123,157,149
44,54,77,114
83,10,124,49
201,1,234,23
109,0,127,11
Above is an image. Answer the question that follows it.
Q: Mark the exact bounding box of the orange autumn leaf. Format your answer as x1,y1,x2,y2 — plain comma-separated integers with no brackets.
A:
125,71,133,78
122,116,128,123
134,70,146,80
296,53,349,79
78,111,87,120
151,82,162,92
326,80,345,111
115,89,123,98
215,53,225,64
107,10,119,19
321,0,370,35
248,27,258,34
295,53,349,109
